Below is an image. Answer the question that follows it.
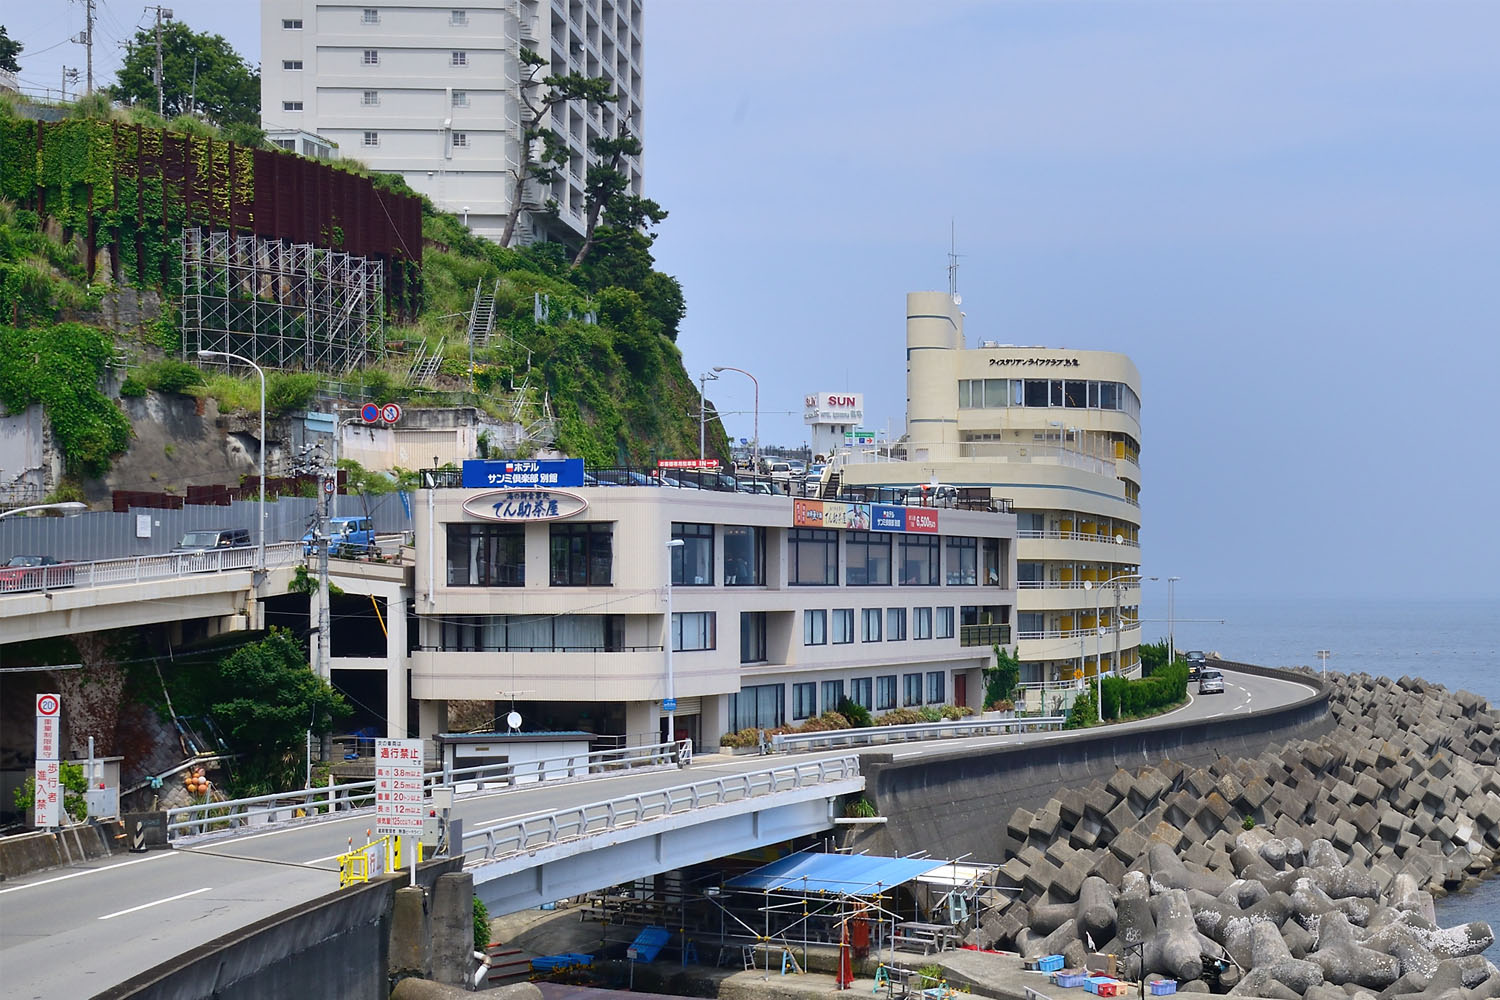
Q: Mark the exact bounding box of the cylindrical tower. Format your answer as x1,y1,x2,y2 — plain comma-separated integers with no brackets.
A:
905,291,962,463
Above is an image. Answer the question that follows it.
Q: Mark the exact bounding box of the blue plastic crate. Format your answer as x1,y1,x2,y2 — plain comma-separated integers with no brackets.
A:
1150,981,1177,996
1039,955,1065,973
1057,971,1089,988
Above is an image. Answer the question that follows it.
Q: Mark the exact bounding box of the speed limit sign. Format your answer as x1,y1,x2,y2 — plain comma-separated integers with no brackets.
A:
36,694,59,716
380,403,402,424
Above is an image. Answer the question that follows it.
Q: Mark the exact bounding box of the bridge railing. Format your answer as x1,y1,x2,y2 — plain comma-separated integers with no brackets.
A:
0,541,304,595
462,755,862,863
165,739,691,839
767,715,1067,753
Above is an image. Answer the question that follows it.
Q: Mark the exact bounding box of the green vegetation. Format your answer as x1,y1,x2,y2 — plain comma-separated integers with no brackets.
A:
473,896,491,953
0,26,22,74
836,696,872,728
110,19,261,136
1064,689,1098,729
12,759,87,823
0,322,131,476
1100,662,1189,720
844,797,878,819
983,643,1021,710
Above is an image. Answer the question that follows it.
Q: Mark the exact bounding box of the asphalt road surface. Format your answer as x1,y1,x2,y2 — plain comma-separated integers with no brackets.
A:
0,667,1315,1000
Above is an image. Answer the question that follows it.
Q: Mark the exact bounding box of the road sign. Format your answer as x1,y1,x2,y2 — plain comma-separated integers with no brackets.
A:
36,694,59,717
375,738,424,837
662,698,677,713
323,479,336,495
35,693,61,828
360,403,380,423
380,403,402,424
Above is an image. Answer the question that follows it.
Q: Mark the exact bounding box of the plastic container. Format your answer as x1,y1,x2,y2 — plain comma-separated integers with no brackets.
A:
1057,971,1089,988
1150,981,1178,996
1039,955,1066,973
1086,977,1120,996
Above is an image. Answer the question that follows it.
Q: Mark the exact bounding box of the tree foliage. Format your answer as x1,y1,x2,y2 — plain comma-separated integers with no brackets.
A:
0,25,23,74
110,20,259,127
983,643,1022,709
12,760,88,823
1139,637,1171,675
0,323,131,476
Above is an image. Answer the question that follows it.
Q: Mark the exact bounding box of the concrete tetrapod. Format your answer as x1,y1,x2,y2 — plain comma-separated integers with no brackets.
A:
1304,910,1400,989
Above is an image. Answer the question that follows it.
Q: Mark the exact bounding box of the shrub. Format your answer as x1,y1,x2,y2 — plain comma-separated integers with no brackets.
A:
1065,690,1097,729
984,698,1015,712
837,697,872,728
844,798,877,819
1099,661,1189,720
918,706,943,723
119,375,148,397
12,759,88,822
939,704,973,720
718,727,763,749
872,708,926,727
473,896,490,953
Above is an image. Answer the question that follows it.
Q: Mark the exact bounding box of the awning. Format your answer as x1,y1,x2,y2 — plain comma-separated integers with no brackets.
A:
725,852,954,897
914,862,996,889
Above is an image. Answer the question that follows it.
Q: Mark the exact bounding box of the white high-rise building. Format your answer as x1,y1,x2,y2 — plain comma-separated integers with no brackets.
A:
260,1,645,244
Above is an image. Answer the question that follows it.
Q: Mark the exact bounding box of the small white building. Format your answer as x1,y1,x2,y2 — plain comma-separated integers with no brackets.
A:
803,392,866,462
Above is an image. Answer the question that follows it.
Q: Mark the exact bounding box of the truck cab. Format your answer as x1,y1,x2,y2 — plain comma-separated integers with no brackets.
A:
304,516,375,557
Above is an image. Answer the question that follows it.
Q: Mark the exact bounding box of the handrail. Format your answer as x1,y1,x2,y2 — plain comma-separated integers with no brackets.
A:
460,754,861,863
0,541,303,596
1017,529,1140,547
166,738,692,838
767,715,1066,753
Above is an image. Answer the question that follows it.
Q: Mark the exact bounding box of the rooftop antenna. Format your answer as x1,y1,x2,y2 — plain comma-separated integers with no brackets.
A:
947,219,962,305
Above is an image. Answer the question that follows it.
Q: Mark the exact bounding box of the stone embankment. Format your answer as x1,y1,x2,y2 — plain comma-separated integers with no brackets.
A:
968,670,1499,999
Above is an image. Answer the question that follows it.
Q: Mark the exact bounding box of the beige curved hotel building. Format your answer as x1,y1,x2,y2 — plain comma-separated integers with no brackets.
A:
841,291,1144,690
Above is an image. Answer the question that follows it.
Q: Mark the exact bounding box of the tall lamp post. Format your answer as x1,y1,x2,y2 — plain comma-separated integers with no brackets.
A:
0,502,88,520
712,366,758,474
665,538,685,742
1083,568,1157,722
198,350,266,573
697,371,719,463
1166,576,1181,666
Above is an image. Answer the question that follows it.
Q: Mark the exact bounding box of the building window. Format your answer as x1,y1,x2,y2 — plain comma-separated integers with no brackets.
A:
362,131,380,147
450,8,469,25
852,677,873,710
446,524,524,587
792,682,817,721
670,522,713,585
724,525,764,585
549,522,613,586
803,609,827,646
903,673,923,707
898,535,939,586
946,537,978,585
671,611,715,652
452,90,469,107
282,19,303,29
788,528,837,586
822,680,845,713
831,608,854,644
282,101,303,112
451,50,468,66
876,675,897,711
728,683,783,731
914,606,933,640
846,531,890,586
927,671,946,704
282,60,303,70
887,607,907,641
440,614,620,652
937,606,955,639
983,538,1002,587
740,611,767,663
362,90,379,106
861,608,882,642
363,8,380,24
363,49,380,65
273,138,296,151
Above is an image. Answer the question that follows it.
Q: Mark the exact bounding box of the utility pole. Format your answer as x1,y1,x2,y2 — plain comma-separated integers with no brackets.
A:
72,0,97,94
61,66,80,102
147,6,173,117
317,442,334,763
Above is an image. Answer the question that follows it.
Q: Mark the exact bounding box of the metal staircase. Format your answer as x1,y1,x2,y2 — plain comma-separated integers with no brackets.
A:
467,280,499,350
407,337,444,387
820,470,842,499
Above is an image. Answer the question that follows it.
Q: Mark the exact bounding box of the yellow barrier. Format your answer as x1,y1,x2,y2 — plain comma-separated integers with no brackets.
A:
337,834,425,888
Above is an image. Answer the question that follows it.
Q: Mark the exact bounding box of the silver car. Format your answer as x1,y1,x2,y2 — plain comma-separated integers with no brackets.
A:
1198,669,1225,695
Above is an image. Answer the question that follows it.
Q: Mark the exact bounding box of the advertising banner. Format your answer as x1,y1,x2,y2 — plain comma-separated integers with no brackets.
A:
657,459,720,470
905,508,940,533
375,738,425,837
462,489,588,522
792,499,825,527
461,458,585,489
871,506,906,532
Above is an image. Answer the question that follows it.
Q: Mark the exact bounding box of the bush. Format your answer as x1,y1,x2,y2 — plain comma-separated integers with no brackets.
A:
119,375,148,397
1099,662,1189,720
718,727,763,749
12,759,88,822
939,704,973,720
836,697,872,728
872,708,926,727
473,896,490,953
844,797,877,819
918,706,943,723
1065,690,1097,729
984,643,1021,707
984,698,1015,712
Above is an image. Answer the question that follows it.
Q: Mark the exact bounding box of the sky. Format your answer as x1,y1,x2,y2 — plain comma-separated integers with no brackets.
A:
6,2,1500,602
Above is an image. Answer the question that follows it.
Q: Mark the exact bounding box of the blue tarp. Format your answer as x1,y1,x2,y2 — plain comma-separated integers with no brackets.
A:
725,852,950,897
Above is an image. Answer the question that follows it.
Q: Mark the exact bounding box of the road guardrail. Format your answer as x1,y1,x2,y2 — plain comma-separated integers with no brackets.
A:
0,541,304,595
767,715,1067,753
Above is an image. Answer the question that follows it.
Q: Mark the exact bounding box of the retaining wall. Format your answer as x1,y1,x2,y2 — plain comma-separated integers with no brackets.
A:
863,663,1332,861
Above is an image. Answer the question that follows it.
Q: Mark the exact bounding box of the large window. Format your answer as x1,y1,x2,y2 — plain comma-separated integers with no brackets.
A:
831,608,854,644
903,672,923,707
672,612,715,652
876,675,897,711
984,538,1002,587
740,611,767,663
724,525,764,586
946,537,978,585
861,608,882,642
549,523,613,586
441,614,621,651
886,607,907,641
846,531,890,585
792,682,817,720
852,677,873,710
927,671,946,704
671,523,714,585
898,535,939,586
936,606,955,639
803,609,827,646
822,680,845,713
789,528,837,585
728,684,784,731
446,524,525,586
914,607,933,640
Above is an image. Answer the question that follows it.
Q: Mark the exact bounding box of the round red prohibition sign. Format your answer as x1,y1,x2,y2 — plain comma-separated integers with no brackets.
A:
360,403,381,423
37,694,60,716
380,403,402,424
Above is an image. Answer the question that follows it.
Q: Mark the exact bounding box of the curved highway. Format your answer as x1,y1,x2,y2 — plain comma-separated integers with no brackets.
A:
0,666,1316,1000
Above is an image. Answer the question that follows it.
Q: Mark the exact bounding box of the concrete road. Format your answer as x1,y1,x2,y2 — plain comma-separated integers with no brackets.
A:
0,666,1314,1000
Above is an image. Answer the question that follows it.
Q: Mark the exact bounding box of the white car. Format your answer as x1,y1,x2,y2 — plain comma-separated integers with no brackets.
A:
767,461,794,480
1198,669,1225,695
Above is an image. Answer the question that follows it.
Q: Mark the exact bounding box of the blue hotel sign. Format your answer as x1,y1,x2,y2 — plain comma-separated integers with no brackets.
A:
871,505,906,532
462,458,585,489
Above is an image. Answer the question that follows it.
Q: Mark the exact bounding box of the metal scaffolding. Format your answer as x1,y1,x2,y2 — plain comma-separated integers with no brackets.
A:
179,228,383,374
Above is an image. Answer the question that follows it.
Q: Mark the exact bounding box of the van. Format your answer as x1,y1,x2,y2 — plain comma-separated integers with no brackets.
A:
173,528,251,552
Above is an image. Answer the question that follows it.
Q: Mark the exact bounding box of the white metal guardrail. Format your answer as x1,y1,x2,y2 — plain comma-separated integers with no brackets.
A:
767,716,1067,753
0,541,304,595
166,739,692,838
461,755,861,863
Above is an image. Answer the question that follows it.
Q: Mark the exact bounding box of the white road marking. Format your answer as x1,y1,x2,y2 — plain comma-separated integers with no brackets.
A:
98,886,213,920
0,851,175,895
302,852,346,865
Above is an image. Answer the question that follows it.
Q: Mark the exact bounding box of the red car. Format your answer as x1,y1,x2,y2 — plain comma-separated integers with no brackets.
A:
0,555,75,593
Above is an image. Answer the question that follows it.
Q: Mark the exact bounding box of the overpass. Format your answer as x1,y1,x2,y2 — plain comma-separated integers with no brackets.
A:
0,665,1325,1000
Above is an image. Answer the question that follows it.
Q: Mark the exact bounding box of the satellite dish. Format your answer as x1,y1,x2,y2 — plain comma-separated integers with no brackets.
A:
506,711,522,731
952,293,962,306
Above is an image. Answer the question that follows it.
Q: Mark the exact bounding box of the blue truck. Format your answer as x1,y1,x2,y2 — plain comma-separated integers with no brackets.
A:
303,516,376,557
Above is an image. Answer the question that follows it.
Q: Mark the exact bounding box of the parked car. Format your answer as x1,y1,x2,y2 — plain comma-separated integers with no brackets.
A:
593,470,654,487
0,555,74,593
172,528,251,552
1198,668,1225,695
767,461,795,480
302,516,375,557
1185,649,1207,681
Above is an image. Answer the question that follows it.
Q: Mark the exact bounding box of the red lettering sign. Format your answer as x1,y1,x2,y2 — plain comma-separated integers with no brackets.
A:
906,509,939,533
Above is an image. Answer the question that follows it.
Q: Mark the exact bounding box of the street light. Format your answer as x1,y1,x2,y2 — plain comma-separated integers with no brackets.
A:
712,366,758,474
1166,576,1182,666
198,350,266,573
664,538,685,743
0,502,88,520
1083,564,1157,722
697,371,719,463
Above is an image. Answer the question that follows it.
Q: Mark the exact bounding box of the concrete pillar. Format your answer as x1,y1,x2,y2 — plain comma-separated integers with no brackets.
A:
625,700,657,745
430,872,474,986
905,290,962,462
700,694,730,749
388,885,430,986
419,700,448,743
386,588,409,738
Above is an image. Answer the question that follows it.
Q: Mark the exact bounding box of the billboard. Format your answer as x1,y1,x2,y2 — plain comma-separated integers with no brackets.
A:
461,458,585,488
803,392,864,425
798,501,936,534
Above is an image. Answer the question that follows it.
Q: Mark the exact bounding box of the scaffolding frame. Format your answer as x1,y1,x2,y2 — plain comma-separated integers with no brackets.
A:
179,228,384,375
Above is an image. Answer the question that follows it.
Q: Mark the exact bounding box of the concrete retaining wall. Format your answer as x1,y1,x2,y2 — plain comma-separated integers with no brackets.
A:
862,663,1332,861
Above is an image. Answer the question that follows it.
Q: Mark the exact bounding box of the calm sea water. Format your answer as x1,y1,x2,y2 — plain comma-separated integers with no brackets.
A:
1170,596,1500,941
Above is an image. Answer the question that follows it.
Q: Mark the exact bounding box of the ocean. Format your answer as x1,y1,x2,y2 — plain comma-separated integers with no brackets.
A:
1169,596,1500,942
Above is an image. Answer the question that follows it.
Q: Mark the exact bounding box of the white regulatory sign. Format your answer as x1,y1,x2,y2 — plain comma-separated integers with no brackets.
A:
34,760,60,828
374,738,425,836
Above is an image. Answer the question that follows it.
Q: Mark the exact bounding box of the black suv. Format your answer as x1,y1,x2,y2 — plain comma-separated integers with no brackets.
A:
1185,650,1207,681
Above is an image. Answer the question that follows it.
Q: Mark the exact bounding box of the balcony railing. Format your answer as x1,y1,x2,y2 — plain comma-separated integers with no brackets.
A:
1018,529,1140,548
1017,579,1143,590
1016,623,1143,642
959,623,1011,647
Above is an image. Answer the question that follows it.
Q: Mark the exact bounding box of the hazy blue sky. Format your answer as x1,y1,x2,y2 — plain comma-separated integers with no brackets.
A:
8,2,1500,601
